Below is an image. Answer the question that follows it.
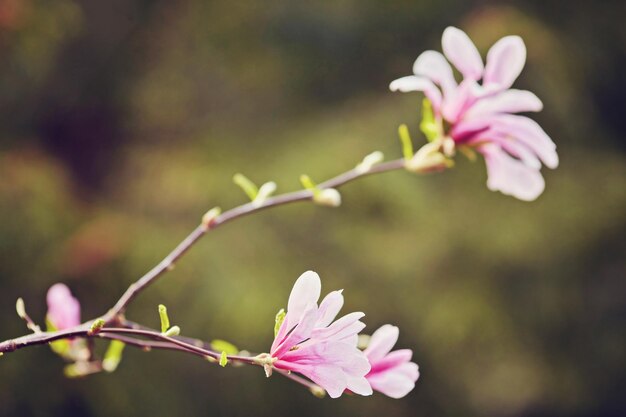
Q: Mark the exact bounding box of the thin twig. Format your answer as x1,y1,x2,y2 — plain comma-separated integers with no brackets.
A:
1,158,416,355
103,159,405,321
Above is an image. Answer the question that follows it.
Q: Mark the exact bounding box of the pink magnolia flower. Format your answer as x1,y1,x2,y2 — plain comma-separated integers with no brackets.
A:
391,26,558,201
46,283,81,330
270,271,373,398
364,324,419,399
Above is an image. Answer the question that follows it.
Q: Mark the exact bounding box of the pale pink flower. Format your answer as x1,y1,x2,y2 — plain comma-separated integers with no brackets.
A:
391,26,558,201
364,324,419,399
46,283,81,330
270,271,372,398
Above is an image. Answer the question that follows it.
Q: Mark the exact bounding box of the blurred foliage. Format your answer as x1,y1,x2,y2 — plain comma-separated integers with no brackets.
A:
0,1,624,416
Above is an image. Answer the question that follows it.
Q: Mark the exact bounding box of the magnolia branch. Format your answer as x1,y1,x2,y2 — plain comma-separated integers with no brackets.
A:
1,152,443,359
103,157,408,321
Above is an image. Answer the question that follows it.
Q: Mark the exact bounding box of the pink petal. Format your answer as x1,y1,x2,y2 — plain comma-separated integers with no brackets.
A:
367,369,418,399
316,290,344,328
442,26,484,80
442,79,482,122
481,144,546,201
300,364,348,399
464,89,543,119
364,324,399,361
470,129,541,170
286,271,321,330
389,75,443,113
395,362,420,381
489,114,559,169
483,35,526,90
272,303,319,358
450,118,492,142
283,342,370,377
46,283,81,330
413,50,457,99
369,349,413,374
309,312,365,342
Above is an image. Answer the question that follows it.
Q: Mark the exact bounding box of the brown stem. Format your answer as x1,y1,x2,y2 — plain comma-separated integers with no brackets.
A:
1,158,414,357
103,158,406,321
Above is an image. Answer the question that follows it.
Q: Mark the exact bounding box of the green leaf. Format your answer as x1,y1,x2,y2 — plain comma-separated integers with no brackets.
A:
211,339,239,355
274,308,286,337
102,340,126,373
219,351,228,367
398,124,414,160
419,98,440,142
158,304,170,334
233,173,259,201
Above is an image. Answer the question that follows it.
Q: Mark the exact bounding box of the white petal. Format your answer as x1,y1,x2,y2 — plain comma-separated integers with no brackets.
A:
413,50,457,99
367,371,417,399
484,35,526,90
481,144,546,201
389,75,442,112
363,324,399,361
464,89,543,119
442,26,484,80
347,375,373,396
286,271,321,329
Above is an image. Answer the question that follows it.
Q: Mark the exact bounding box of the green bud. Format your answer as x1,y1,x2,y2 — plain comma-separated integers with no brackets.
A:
219,351,228,367
252,181,277,207
88,319,105,335
201,207,221,230
233,173,259,201
398,124,415,160
420,98,440,142
102,340,126,373
313,188,341,207
310,385,326,398
299,174,317,191
164,325,181,337
158,304,170,334
15,298,26,319
274,308,286,338
355,151,384,174
357,334,371,350
63,361,101,378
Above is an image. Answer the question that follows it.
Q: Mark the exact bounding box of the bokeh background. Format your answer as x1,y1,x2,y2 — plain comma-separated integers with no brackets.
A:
0,1,624,416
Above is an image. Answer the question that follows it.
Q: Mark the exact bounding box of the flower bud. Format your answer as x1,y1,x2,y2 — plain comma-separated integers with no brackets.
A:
46,283,81,331
313,188,342,207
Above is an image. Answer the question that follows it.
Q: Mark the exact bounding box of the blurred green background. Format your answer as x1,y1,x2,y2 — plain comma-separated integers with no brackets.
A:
0,1,624,416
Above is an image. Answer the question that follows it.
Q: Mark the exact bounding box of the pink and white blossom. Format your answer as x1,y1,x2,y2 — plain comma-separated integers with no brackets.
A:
391,26,558,201
364,324,419,399
270,271,372,398
46,283,81,330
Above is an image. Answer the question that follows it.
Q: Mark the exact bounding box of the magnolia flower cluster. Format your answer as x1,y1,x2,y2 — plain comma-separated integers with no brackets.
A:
268,271,419,398
46,273,419,399
391,26,558,201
